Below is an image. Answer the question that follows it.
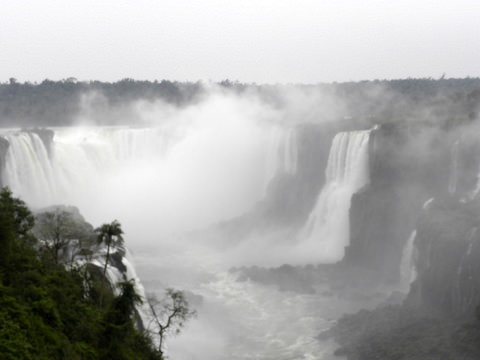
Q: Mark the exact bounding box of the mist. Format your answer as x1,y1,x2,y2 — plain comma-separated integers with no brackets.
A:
67,85,379,269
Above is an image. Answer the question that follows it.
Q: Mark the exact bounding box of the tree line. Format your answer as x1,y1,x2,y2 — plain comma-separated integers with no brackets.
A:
1,78,480,128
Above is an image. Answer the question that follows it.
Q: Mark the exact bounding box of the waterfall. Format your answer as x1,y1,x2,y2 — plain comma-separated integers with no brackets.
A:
400,230,417,291
469,164,480,200
0,123,289,236
3,132,57,206
301,130,371,262
1,127,170,208
283,127,297,174
448,141,459,196
263,126,298,192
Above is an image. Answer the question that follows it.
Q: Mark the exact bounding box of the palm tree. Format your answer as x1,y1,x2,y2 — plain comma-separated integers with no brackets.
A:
95,220,124,277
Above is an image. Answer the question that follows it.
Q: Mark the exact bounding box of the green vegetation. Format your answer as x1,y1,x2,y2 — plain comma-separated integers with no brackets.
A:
34,208,94,266
95,220,124,277
0,187,162,360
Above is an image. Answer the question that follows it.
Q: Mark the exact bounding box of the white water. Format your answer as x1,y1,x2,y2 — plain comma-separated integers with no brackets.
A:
87,243,152,329
469,163,480,200
2,128,170,208
1,122,289,236
3,132,57,205
448,141,459,196
400,230,418,292
263,125,298,192
136,248,350,360
300,130,371,263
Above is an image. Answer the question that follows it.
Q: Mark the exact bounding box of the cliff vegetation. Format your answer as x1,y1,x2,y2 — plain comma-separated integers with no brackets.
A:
0,187,162,360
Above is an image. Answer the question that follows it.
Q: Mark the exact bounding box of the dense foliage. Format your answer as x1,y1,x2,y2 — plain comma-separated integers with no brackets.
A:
0,188,162,360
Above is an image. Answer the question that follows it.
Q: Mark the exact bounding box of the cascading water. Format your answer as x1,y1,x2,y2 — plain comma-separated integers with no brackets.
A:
3,132,57,206
300,130,371,263
1,122,300,234
263,126,298,192
1,127,171,208
1,122,288,227
469,163,480,200
448,141,459,196
400,230,418,292
282,127,298,175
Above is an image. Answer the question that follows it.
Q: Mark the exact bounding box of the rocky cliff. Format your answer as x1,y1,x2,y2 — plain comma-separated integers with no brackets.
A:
326,117,480,359
406,198,480,317
344,123,451,282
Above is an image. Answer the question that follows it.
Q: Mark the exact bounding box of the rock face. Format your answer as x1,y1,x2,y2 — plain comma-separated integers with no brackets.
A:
343,123,452,282
263,122,344,227
216,122,345,239
406,198,480,317
327,122,480,360
219,118,480,301
388,122,480,316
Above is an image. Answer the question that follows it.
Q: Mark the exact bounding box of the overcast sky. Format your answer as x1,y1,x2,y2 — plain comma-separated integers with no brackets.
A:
1,0,479,84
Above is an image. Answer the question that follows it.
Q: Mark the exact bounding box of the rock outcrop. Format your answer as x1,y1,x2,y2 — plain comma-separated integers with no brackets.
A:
406,198,480,317
344,123,452,282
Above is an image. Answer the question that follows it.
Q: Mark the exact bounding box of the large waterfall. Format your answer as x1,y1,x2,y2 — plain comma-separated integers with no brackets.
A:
301,130,371,263
2,128,170,207
0,123,298,237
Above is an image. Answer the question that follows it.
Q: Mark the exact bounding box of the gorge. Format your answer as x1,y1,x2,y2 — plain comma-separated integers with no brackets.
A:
1,80,480,359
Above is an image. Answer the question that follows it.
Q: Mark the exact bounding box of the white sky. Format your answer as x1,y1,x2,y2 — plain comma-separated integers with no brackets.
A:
1,0,479,84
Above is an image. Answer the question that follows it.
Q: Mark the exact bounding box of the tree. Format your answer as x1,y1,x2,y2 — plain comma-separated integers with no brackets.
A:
109,280,143,326
95,220,124,277
147,289,196,357
34,209,77,265
102,280,162,360
34,207,95,267
0,187,34,266
0,187,34,238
